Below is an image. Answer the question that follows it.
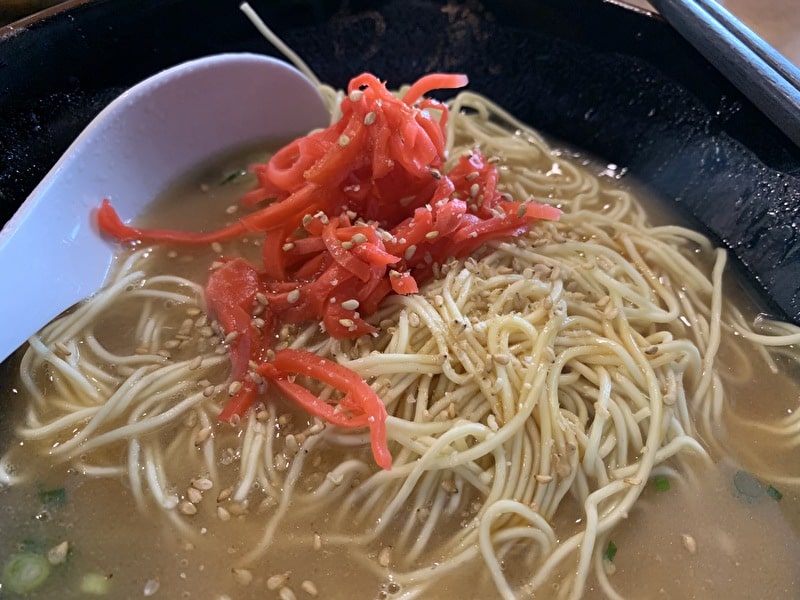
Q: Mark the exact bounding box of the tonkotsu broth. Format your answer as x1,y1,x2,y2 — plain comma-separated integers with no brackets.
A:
2,114,800,599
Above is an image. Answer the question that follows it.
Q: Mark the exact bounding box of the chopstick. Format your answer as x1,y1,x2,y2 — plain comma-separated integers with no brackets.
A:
648,0,800,148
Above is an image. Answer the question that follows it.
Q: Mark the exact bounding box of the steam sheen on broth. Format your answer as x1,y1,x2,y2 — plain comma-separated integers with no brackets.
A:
1,84,800,600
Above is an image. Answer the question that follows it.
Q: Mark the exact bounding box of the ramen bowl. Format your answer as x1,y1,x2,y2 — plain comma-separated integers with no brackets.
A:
0,1,799,598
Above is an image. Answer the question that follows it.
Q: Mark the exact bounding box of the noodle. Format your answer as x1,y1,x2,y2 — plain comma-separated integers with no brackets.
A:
3,81,800,600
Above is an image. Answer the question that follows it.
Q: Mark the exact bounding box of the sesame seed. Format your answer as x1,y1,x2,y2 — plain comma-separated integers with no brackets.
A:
492,353,511,365
645,346,659,355
192,477,214,491
469,183,480,198
378,546,392,568
465,171,479,181
186,487,203,504
363,112,376,125
226,204,238,215
216,506,231,521
211,242,223,254
441,478,458,493
282,242,295,251
178,501,197,516
681,533,697,554
338,318,355,328
301,580,319,596
232,568,253,586
279,587,297,600
228,381,243,396
341,299,360,311
404,245,417,260
429,167,442,179
326,471,344,485
267,574,288,590
425,230,439,240
47,541,69,566
313,533,322,550
203,385,216,397
351,233,368,245
338,134,350,147
194,427,212,446
349,90,363,102
287,290,301,304
217,487,233,503
535,474,553,483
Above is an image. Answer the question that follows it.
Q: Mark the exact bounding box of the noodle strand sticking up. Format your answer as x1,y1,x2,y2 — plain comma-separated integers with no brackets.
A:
4,77,800,600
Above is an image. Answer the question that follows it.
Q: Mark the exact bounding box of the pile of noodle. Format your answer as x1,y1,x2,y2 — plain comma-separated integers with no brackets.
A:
3,80,800,600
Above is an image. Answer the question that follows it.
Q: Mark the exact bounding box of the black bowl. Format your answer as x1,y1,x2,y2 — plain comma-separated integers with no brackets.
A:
1,0,798,322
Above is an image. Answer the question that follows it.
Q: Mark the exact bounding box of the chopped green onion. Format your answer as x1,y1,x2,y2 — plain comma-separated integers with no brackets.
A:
219,169,248,186
767,485,783,501
38,488,67,508
3,553,51,593
604,540,618,562
81,572,112,595
653,475,670,492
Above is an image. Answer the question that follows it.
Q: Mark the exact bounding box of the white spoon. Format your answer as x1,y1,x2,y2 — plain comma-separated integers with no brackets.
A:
0,52,329,363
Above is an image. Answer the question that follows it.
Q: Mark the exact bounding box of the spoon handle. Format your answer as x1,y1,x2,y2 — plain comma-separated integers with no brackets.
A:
648,0,800,147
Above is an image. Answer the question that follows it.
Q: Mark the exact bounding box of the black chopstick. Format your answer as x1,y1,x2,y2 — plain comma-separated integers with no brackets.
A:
648,0,800,148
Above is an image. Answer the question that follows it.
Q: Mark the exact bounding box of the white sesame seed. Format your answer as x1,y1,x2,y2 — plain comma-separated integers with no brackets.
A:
192,477,214,491
300,580,319,596
186,487,203,504
47,541,69,565
425,230,439,240
340,299,360,311
211,242,223,254
232,568,253,586
279,587,296,600
404,245,417,260
326,471,344,485
338,318,354,328
282,242,295,251
363,111,376,125
351,233,368,245
267,574,288,590
338,134,350,147
378,546,392,568
216,506,231,521
228,381,243,396
226,204,238,215
349,90,363,102
681,533,697,554
194,427,212,445
287,290,301,304
178,501,197,516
